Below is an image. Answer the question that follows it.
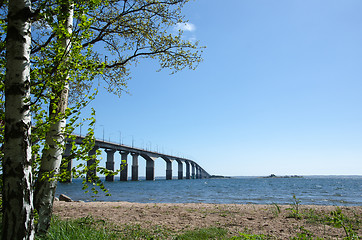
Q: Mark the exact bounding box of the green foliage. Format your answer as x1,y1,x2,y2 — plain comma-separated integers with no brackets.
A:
230,232,269,240
290,208,361,240
301,208,329,225
287,195,302,219
290,226,323,240
175,227,228,240
285,202,361,240
326,207,360,240
270,203,281,218
283,195,361,240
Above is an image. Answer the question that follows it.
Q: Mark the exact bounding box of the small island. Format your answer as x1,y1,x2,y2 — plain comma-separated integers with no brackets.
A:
209,175,231,179
262,174,303,179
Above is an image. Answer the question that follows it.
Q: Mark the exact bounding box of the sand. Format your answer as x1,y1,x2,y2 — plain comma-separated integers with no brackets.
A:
53,201,362,239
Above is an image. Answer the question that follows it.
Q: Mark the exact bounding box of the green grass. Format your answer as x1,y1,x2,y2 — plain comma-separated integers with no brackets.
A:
230,232,270,240
34,216,229,240
36,217,274,240
35,216,121,240
119,224,173,239
34,216,271,240
175,227,228,239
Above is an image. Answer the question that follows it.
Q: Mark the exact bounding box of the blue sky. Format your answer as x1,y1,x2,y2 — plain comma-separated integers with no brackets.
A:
79,0,362,177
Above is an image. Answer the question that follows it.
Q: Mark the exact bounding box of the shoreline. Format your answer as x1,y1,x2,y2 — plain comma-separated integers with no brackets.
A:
53,201,362,239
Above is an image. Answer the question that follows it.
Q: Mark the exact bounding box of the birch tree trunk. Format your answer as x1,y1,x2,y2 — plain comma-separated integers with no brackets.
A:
2,0,34,239
33,2,73,234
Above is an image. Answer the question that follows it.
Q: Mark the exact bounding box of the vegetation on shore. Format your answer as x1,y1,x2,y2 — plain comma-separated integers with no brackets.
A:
14,204,359,239
0,195,360,239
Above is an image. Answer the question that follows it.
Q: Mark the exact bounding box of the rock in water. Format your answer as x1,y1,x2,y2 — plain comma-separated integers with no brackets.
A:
59,194,73,202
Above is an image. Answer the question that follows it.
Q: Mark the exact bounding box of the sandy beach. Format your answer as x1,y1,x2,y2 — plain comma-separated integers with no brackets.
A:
53,201,362,239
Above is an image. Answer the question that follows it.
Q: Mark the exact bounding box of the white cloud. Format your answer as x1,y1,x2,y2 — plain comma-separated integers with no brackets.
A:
175,22,196,32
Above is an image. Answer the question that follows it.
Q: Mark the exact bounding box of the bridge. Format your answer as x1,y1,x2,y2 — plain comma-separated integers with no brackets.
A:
63,136,210,182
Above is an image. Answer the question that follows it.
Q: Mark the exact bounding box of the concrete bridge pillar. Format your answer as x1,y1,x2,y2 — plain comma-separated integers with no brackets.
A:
166,160,172,180
120,151,129,181
161,156,172,180
146,159,155,180
105,149,116,182
87,146,99,181
60,143,73,183
196,166,200,179
191,163,196,179
131,153,139,181
185,161,190,179
142,154,155,181
177,160,183,180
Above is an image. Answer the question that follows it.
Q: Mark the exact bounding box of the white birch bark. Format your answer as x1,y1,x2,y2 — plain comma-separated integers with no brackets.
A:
34,2,73,234
2,0,34,239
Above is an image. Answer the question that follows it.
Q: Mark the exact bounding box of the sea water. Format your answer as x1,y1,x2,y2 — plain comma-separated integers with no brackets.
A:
55,176,362,206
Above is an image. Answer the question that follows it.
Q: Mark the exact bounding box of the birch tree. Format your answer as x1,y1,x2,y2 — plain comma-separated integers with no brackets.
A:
33,1,74,233
2,0,34,239
32,0,203,234
1,0,204,237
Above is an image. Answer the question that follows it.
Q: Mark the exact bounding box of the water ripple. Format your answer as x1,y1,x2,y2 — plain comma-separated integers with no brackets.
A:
56,176,362,206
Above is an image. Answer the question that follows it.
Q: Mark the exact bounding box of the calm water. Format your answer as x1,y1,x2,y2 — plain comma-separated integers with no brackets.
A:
56,176,362,206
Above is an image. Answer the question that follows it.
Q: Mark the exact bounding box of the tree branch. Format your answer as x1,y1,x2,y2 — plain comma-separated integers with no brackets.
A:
31,32,56,54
